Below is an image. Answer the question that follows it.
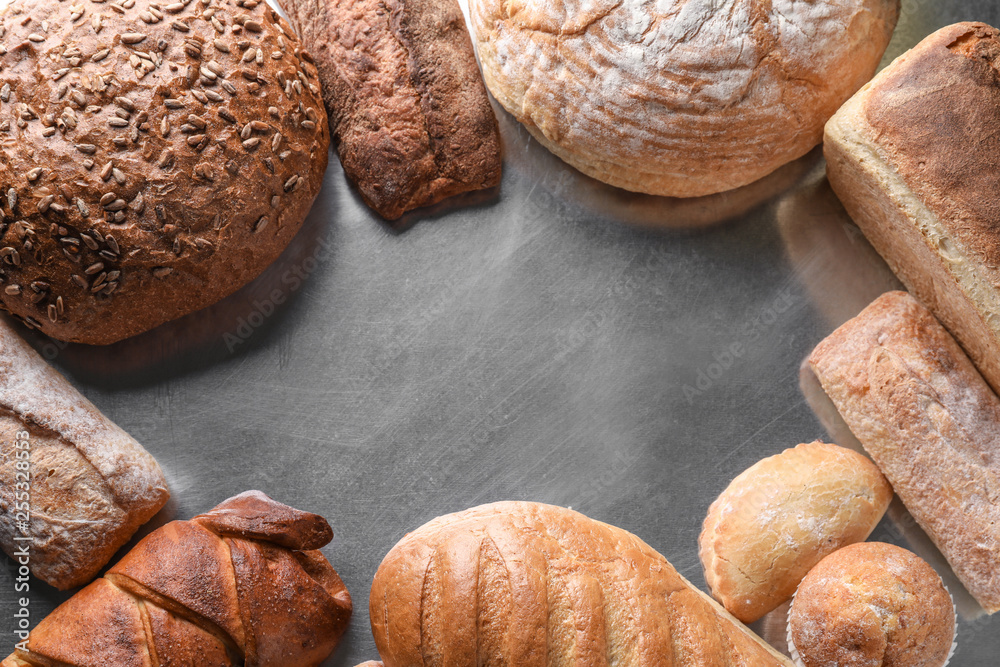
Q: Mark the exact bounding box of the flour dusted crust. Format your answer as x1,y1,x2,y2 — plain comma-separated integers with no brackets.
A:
367,501,795,666
282,0,502,221
0,318,168,589
788,543,955,667
699,441,892,624
0,0,329,344
825,22,1000,396
807,291,1000,613
469,0,899,198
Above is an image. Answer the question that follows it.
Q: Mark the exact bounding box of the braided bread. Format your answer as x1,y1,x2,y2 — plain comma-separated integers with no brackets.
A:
2,491,352,667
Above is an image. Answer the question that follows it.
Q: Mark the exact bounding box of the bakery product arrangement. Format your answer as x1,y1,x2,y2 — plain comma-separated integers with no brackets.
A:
364,501,795,666
825,22,1000,395
700,441,892,623
788,542,956,667
2,491,352,667
0,0,330,344
0,317,168,590
807,290,1000,614
469,0,899,197
281,0,502,221
5,0,1000,664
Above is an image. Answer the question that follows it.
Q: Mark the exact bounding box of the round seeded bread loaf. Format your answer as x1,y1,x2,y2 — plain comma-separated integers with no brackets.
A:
0,0,329,344
469,0,900,198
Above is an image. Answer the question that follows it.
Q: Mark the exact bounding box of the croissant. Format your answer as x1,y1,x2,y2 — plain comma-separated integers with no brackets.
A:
363,501,794,666
3,491,352,667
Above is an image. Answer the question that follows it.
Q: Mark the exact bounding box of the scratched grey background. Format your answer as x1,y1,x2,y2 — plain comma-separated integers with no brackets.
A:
1,0,999,663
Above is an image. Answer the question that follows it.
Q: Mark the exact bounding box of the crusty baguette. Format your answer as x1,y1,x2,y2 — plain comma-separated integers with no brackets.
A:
807,290,1000,613
281,0,502,220
2,491,352,667
0,318,168,589
365,501,795,666
700,441,892,623
825,22,1000,396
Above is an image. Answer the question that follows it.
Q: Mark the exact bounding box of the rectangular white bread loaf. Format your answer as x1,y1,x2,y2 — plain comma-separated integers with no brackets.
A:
807,291,1000,613
824,22,1000,395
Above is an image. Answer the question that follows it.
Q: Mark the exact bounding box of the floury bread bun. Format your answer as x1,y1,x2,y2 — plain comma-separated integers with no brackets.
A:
700,441,893,623
788,543,956,667
0,0,329,344
469,0,899,198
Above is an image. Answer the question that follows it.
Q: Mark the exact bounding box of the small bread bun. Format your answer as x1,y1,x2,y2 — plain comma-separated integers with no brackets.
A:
788,542,956,667
0,0,330,343
699,441,892,623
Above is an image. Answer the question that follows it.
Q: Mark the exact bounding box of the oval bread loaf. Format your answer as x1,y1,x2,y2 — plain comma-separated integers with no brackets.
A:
0,0,329,343
699,441,893,623
366,501,795,666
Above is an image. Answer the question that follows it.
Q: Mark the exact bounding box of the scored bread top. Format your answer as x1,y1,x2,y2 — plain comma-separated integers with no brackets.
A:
859,23,1000,289
0,0,329,344
469,0,899,197
369,501,794,666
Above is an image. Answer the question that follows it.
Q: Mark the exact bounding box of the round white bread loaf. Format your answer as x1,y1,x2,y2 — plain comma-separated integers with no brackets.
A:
469,0,900,198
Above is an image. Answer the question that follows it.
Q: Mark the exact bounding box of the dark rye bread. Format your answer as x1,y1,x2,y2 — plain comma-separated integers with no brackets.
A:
825,22,1000,394
282,0,502,221
0,0,330,344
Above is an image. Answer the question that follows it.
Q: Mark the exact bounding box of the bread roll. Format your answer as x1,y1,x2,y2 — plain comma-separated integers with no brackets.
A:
825,22,1000,395
0,0,330,344
700,441,892,623
365,501,794,666
281,0,502,221
0,318,168,590
788,542,955,667
2,491,352,667
807,290,1000,613
469,0,899,197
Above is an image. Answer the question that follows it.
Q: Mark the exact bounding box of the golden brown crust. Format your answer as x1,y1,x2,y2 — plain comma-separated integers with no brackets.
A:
0,0,330,344
2,491,352,667
700,441,892,623
825,22,1000,396
0,318,168,590
789,542,955,667
281,0,501,220
470,0,898,197
863,23,1000,276
807,291,1000,613
367,501,794,667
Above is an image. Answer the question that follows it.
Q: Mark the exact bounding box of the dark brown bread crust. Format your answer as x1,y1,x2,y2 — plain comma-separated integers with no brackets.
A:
0,0,330,344
863,22,1000,280
2,491,353,667
282,0,502,220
